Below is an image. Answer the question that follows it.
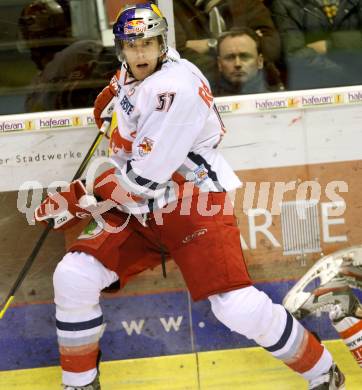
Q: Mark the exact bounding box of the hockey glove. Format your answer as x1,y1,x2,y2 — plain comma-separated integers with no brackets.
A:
94,168,143,205
93,71,120,133
34,180,97,230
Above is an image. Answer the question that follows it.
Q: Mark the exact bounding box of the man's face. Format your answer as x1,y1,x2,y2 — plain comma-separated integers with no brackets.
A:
217,35,263,85
123,36,161,81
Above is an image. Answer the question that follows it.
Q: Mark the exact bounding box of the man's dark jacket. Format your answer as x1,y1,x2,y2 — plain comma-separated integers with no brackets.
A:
271,0,362,88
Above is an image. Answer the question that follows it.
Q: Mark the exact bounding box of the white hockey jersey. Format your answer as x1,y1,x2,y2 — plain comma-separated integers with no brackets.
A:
105,48,241,215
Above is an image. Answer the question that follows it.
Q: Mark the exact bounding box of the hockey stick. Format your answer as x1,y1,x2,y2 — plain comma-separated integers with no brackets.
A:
0,120,110,319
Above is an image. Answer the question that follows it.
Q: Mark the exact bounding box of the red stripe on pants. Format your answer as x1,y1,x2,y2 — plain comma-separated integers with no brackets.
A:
60,348,99,373
287,332,324,373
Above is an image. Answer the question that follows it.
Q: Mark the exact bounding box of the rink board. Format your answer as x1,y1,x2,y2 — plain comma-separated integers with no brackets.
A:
0,341,361,389
1,88,362,387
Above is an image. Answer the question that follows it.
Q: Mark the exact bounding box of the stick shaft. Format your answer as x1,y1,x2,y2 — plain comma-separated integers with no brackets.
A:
72,124,107,181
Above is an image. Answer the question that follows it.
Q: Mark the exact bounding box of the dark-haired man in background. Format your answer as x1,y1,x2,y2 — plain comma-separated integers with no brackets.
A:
212,28,283,96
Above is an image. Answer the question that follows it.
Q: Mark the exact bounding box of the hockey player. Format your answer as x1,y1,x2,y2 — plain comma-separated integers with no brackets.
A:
35,3,346,389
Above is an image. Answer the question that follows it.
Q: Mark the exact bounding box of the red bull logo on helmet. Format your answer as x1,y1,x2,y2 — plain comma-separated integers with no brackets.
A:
124,19,147,35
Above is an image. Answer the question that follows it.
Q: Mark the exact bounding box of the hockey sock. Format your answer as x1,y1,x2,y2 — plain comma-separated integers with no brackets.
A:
56,306,106,387
332,316,362,367
53,252,118,387
209,287,333,381
261,309,332,380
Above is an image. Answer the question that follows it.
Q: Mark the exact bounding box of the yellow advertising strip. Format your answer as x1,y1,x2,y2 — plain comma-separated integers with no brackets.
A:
0,340,361,390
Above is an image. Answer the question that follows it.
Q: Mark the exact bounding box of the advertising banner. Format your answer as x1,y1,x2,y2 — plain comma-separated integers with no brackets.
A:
1,102,361,192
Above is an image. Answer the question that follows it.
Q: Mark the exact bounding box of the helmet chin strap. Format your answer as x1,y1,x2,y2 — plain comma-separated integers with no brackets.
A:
156,53,167,70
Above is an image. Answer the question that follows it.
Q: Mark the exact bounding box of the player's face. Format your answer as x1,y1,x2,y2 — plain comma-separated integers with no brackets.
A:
217,35,263,85
123,37,161,80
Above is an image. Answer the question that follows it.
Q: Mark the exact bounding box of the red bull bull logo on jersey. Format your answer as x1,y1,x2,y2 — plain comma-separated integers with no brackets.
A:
138,137,154,157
